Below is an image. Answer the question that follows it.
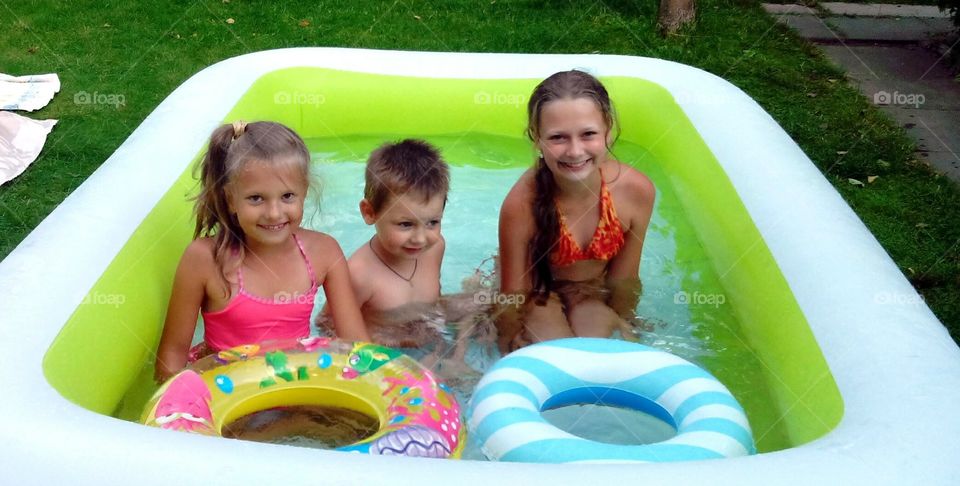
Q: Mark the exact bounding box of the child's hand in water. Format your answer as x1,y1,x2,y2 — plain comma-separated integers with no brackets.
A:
494,298,526,353
509,331,532,353
437,357,481,386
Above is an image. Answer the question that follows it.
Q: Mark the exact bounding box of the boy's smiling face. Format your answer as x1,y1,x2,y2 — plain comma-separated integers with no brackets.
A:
361,191,445,262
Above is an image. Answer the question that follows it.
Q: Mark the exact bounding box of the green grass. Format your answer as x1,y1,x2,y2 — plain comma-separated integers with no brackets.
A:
2,0,958,339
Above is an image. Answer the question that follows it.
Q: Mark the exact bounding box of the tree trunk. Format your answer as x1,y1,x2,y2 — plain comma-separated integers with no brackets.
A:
658,0,696,36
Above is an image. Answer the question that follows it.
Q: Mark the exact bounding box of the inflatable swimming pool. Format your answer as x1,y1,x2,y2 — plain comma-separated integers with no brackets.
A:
1,48,959,484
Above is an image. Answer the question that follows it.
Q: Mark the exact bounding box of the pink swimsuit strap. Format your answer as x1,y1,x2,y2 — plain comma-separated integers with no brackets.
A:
236,233,318,300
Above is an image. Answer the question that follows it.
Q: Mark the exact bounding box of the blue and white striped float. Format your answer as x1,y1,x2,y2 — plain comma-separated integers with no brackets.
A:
469,338,755,463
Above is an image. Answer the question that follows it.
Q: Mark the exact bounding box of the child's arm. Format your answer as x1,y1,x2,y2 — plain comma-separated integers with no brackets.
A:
607,169,656,317
496,183,535,352
436,234,446,291
319,236,371,342
154,241,212,383
346,257,374,315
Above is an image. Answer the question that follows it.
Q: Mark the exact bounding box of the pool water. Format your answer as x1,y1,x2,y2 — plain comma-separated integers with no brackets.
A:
222,405,380,449
301,133,788,455
119,132,787,457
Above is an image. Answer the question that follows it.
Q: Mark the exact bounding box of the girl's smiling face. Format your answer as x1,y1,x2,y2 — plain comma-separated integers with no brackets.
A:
228,160,307,248
536,97,611,183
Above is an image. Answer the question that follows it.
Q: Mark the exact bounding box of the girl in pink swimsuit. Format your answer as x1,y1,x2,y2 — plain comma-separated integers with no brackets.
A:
154,121,370,383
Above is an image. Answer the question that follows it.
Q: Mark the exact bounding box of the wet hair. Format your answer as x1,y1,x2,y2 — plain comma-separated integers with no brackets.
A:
525,70,619,303
194,120,311,286
364,139,450,213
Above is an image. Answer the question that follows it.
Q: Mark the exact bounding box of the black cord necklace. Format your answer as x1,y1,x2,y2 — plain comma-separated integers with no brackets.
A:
368,238,417,285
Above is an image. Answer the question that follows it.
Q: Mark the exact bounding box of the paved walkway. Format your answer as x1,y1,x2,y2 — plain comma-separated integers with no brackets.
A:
763,2,960,182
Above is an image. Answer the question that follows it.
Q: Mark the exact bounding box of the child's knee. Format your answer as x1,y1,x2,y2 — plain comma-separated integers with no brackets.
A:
568,299,620,338
522,298,574,343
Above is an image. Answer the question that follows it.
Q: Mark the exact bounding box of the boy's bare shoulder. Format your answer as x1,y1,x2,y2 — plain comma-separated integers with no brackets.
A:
423,233,445,265
346,242,375,273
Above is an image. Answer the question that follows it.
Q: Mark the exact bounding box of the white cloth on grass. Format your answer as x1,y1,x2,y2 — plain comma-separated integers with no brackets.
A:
0,111,57,185
0,73,61,112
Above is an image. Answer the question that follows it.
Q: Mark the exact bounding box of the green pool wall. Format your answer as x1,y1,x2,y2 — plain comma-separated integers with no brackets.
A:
602,76,842,445
42,67,842,450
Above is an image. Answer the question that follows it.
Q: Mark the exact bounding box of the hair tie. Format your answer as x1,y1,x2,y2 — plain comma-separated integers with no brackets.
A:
231,120,247,140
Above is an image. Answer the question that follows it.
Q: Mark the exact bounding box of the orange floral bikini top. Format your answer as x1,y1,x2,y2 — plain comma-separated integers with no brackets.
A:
550,171,625,267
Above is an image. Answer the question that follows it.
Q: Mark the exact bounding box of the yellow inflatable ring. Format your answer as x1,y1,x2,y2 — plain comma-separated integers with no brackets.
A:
142,338,464,458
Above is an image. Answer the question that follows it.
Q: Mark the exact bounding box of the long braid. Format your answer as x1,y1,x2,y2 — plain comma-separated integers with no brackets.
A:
529,156,559,304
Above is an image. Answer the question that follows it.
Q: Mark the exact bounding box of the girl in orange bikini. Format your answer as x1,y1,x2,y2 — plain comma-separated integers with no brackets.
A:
497,70,656,352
